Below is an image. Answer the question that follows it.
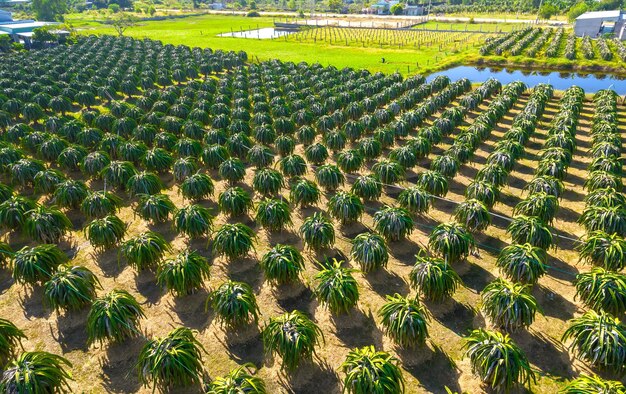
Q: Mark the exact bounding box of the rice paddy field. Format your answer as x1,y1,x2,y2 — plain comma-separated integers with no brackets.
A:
0,35,625,393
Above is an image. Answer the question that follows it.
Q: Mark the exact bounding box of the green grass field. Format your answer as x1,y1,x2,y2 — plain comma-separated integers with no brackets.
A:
417,20,521,33
69,14,478,75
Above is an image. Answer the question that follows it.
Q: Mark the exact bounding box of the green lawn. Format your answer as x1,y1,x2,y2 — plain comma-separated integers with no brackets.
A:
69,14,477,75
417,20,521,33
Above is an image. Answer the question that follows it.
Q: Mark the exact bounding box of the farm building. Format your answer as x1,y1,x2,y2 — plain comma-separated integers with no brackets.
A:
574,10,626,39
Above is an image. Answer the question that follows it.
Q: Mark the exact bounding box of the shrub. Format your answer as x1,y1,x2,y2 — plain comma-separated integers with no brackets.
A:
300,212,335,250
218,187,253,217
219,158,246,184
0,196,36,231
44,265,100,311
289,178,320,207
137,327,205,391
85,215,126,250
24,206,72,244
213,223,256,259
350,232,389,273
574,268,626,316
340,346,404,394
262,310,323,370
314,259,359,314
417,170,448,196
578,231,626,271
562,310,626,373
81,191,122,219
454,199,491,232
463,329,535,392
373,159,405,184
428,222,475,264
507,215,553,250
398,186,431,214
561,374,625,394
157,250,210,296
12,244,66,285
205,363,267,393
101,161,137,189
373,206,414,242
180,173,214,201
87,290,145,344
252,168,284,196
255,198,292,232
328,191,363,224
208,280,260,327
260,244,304,285
135,193,176,223
481,279,540,330
409,254,461,301
126,171,162,197
315,164,345,191
0,318,26,367
119,231,171,271
278,154,307,178
496,243,547,285
34,169,65,195
0,352,72,393
379,294,430,348
350,174,382,201
174,204,213,239
466,180,499,208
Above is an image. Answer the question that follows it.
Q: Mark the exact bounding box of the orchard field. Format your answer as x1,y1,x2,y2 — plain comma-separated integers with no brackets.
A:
0,36,625,393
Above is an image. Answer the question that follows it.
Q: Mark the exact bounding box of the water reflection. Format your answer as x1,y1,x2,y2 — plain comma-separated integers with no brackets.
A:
218,28,298,39
427,66,626,93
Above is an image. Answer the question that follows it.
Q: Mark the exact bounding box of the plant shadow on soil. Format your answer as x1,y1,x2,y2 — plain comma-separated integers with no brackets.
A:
100,336,147,393
332,308,384,349
92,248,126,278
510,329,574,382
277,359,341,394
19,285,51,319
532,284,578,320
170,287,212,330
459,261,496,293
225,256,264,292
214,324,265,366
275,285,316,315
134,269,164,305
53,308,90,352
364,268,410,297
398,343,462,394
0,267,13,294
427,298,482,337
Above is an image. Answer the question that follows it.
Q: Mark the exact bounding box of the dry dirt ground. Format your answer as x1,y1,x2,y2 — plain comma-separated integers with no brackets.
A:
0,89,622,393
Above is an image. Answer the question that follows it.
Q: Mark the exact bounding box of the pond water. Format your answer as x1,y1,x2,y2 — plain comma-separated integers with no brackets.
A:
218,28,298,39
426,66,626,94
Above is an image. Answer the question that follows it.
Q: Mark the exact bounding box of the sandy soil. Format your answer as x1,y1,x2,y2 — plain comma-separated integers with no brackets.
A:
0,88,622,393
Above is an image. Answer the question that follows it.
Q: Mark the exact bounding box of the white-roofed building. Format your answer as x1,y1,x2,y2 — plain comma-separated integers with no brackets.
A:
574,10,626,39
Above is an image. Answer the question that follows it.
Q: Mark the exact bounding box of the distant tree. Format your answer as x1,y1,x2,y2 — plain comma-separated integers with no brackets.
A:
538,3,558,19
567,2,588,21
147,5,156,15
390,3,403,14
108,3,120,12
593,0,623,11
249,0,257,9
31,0,67,21
288,0,296,9
328,0,342,12
109,13,137,36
